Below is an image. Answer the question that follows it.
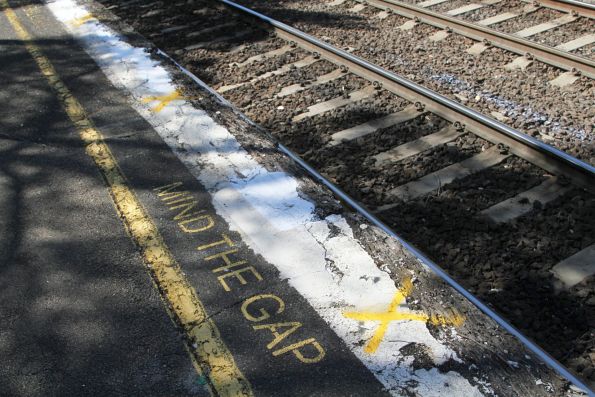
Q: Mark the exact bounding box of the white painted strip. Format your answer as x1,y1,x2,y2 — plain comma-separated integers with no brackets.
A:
556,33,595,51
477,11,518,26
218,56,318,93
552,244,595,289
447,4,484,16
292,86,375,122
327,105,420,146
277,69,344,97
327,0,347,6
380,146,510,205
514,14,577,38
481,177,571,223
230,44,293,68
48,1,486,395
418,0,450,8
374,125,464,165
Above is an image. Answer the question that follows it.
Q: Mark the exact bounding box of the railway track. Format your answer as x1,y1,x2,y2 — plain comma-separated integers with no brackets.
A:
226,0,595,165
99,0,595,390
332,0,595,80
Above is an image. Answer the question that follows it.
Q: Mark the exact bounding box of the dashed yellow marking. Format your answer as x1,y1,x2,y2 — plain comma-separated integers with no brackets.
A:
344,277,465,354
69,13,96,27
3,3,253,396
141,90,187,113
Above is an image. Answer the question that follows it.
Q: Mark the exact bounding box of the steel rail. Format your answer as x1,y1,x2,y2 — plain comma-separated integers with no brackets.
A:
520,0,595,17
353,0,595,79
220,0,595,193
159,45,594,396
277,145,595,397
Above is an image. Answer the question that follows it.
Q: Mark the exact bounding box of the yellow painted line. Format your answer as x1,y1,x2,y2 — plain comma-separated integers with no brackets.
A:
69,13,96,27
344,277,464,354
3,3,253,396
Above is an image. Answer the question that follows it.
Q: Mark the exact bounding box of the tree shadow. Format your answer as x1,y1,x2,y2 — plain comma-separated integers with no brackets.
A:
0,34,211,396
3,0,595,391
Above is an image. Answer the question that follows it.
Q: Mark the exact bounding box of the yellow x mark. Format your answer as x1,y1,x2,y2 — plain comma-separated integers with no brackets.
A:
343,277,464,354
141,90,187,113
69,14,96,27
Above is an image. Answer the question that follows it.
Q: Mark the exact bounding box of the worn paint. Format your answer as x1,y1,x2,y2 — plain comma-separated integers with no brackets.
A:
4,4,252,396
69,13,96,26
142,89,187,112
344,277,464,354
155,181,327,363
